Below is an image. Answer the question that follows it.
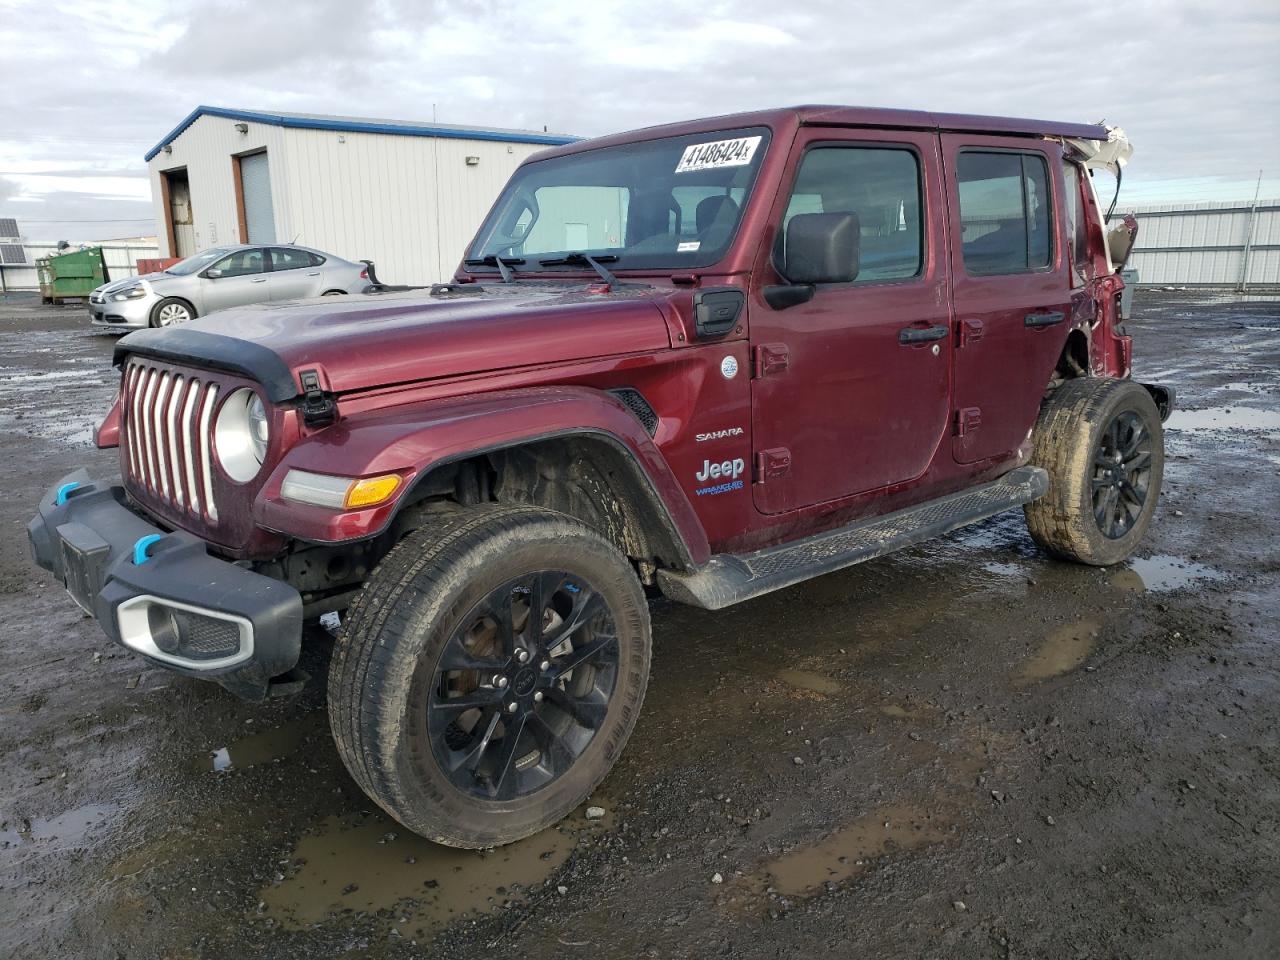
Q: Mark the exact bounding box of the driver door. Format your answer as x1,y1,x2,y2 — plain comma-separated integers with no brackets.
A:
748,129,952,515
199,247,267,314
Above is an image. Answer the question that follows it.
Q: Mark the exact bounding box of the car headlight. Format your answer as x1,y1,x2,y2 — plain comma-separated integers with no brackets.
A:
110,285,147,301
214,389,269,482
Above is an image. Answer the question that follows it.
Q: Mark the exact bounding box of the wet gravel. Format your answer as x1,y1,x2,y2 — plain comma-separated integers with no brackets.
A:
0,289,1277,959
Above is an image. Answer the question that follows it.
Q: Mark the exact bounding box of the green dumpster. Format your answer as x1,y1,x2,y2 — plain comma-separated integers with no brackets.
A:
38,247,108,304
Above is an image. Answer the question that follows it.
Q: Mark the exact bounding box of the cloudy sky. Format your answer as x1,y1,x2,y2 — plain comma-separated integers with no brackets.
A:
2,0,1277,241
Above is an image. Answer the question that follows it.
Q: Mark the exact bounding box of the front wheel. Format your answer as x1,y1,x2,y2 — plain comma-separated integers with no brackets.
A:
1024,378,1164,566
328,504,651,848
149,297,194,327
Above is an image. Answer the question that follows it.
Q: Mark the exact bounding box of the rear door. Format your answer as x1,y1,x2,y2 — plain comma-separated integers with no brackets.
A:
748,128,952,514
942,137,1072,463
267,247,323,301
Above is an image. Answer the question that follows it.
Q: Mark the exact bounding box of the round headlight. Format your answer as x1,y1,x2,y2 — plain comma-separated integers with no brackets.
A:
214,389,269,482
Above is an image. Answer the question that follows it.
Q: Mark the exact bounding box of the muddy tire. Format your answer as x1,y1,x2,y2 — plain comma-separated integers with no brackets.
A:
1024,378,1164,566
149,297,194,327
328,504,650,848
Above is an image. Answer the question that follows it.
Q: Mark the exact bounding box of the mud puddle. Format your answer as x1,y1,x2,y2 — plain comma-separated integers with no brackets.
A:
1,801,119,848
202,713,323,772
756,805,953,896
1165,405,1280,435
777,669,842,696
261,809,598,935
1019,620,1100,682
1113,555,1227,593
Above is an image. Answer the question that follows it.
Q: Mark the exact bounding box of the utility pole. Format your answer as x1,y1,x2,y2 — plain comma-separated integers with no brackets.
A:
1238,170,1262,294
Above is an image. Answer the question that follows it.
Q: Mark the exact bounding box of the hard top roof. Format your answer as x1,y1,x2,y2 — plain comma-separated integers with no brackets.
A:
536,104,1109,160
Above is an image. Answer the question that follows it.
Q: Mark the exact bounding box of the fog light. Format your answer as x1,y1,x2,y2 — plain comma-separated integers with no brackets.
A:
147,604,181,654
117,597,253,669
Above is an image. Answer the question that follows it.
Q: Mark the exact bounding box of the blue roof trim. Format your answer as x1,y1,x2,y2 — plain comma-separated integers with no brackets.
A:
145,105,578,161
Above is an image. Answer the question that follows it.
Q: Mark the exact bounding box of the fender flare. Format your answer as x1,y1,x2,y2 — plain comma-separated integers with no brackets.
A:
255,385,710,566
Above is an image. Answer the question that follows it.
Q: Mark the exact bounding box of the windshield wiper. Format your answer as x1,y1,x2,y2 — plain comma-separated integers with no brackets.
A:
538,252,619,285
463,255,525,283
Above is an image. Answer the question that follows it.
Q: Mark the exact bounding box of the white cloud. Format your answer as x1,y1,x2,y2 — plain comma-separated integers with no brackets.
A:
1,0,1277,238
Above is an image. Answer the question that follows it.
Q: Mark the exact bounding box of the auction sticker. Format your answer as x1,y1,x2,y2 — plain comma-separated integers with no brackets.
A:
675,136,762,174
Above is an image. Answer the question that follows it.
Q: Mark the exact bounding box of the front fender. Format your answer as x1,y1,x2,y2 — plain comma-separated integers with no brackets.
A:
254,385,710,564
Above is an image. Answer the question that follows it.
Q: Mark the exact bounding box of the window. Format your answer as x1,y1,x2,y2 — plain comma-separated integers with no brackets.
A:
269,247,317,272
212,248,264,277
1062,161,1090,285
956,151,1053,275
778,145,923,284
469,127,769,271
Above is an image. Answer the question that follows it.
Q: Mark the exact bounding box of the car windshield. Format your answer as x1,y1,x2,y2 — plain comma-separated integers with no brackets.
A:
468,126,770,272
165,247,236,276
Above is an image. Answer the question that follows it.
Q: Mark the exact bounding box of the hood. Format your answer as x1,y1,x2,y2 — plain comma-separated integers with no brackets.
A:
96,272,164,295
118,282,672,396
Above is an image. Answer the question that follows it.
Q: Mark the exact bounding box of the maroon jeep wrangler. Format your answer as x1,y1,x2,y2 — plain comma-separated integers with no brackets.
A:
29,106,1169,848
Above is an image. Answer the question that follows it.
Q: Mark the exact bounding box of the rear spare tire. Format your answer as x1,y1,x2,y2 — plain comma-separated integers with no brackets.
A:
1024,378,1164,566
328,504,650,848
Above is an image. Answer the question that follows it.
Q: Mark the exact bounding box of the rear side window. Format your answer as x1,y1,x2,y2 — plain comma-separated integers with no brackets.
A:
269,247,315,272
956,152,1053,275
779,145,923,283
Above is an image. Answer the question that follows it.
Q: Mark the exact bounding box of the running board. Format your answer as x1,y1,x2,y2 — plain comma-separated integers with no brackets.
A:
657,466,1049,610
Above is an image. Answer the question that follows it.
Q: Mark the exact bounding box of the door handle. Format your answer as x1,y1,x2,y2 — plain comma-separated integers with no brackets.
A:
250,277,267,283
1025,311,1065,327
898,324,949,345
306,271,320,276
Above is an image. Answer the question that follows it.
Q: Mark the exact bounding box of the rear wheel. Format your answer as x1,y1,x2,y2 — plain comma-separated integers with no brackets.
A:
328,504,650,848
1024,378,1164,565
321,289,346,296
149,297,194,327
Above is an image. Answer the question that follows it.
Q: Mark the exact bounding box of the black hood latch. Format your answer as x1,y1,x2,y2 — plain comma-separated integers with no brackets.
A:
298,369,337,427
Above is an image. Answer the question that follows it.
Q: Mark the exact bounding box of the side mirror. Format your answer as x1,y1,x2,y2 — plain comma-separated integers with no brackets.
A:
783,212,860,285
764,212,860,310
204,268,223,279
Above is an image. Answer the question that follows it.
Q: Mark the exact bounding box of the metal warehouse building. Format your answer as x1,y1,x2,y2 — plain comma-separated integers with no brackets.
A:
1125,197,1279,290
146,106,576,286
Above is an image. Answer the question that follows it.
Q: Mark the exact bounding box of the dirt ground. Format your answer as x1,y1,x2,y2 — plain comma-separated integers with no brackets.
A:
0,289,1276,960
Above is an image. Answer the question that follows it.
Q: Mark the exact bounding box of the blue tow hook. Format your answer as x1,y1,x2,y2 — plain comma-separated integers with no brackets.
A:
55,481,81,505
132,534,164,565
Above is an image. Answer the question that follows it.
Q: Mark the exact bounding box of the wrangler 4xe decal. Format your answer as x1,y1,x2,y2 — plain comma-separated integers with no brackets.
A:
694,457,746,496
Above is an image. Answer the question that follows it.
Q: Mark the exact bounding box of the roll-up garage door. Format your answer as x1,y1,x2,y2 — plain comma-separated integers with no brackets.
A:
239,152,276,244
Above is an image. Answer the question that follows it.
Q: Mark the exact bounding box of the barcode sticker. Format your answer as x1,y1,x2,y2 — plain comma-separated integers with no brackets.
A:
675,136,762,174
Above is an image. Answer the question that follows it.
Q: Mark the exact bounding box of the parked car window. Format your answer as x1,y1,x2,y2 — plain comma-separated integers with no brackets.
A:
309,252,326,266
269,247,314,272
166,247,235,276
956,151,1053,275
778,145,923,284
212,248,265,277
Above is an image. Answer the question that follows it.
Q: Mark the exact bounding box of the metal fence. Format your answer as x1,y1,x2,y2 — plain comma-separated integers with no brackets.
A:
1124,198,1279,290
0,239,160,293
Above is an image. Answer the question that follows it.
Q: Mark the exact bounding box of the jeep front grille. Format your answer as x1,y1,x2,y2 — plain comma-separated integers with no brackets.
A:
121,360,220,522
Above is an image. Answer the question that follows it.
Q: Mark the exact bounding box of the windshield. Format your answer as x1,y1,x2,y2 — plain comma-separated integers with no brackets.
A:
468,126,770,271
165,246,236,276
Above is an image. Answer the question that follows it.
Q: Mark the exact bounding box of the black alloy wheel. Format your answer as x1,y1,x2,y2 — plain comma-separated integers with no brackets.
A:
428,571,618,801
1091,409,1154,539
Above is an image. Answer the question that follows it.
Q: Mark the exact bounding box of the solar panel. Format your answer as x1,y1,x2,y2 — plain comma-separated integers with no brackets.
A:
0,243,26,264
0,218,18,241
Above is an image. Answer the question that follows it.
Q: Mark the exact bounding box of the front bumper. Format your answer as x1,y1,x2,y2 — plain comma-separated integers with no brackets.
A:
28,469,302,700
89,293,154,329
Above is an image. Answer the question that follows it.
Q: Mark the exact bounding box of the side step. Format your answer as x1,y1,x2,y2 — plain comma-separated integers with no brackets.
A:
657,466,1049,610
